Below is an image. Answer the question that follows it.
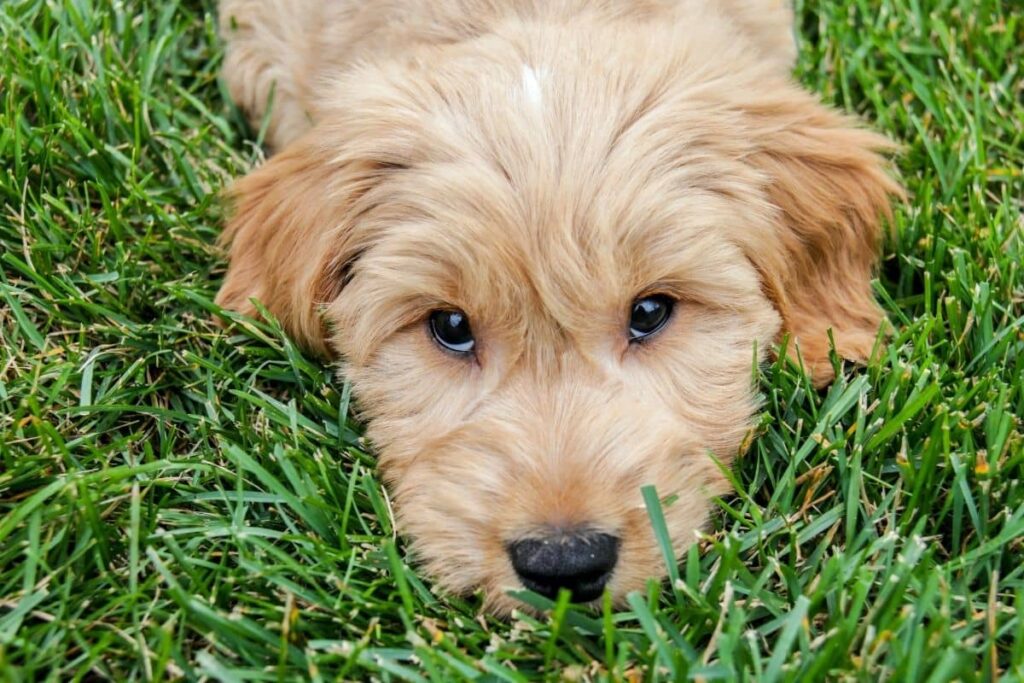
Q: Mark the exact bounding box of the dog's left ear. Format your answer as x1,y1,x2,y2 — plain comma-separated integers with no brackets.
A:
743,94,903,385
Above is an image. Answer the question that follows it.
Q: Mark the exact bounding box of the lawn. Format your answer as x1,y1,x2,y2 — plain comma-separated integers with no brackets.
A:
1,0,1022,680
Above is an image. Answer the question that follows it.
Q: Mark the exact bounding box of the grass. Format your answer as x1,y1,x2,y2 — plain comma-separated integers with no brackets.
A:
0,0,1021,679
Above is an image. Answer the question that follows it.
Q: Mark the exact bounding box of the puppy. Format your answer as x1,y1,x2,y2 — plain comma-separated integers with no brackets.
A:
215,0,900,614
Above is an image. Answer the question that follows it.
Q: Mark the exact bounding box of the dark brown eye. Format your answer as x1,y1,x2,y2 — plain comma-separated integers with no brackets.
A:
628,295,674,342
429,309,475,354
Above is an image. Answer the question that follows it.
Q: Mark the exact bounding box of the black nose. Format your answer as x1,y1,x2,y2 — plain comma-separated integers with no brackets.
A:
507,531,619,602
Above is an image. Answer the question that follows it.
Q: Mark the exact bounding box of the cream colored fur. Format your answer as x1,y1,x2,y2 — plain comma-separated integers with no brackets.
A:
215,0,900,614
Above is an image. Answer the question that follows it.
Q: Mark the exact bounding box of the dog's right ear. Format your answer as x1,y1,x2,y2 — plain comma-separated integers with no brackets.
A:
215,132,386,356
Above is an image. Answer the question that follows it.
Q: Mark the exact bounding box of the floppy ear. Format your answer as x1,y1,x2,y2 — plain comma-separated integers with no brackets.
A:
215,132,383,356
744,96,903,385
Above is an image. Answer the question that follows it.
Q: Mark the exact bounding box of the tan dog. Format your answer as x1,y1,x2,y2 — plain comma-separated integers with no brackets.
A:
216,0,900,614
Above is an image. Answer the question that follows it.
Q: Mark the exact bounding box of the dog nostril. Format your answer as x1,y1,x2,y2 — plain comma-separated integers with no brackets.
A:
507,531,619,603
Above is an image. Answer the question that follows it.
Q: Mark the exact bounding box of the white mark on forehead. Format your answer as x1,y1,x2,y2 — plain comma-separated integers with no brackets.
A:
521,64,544,108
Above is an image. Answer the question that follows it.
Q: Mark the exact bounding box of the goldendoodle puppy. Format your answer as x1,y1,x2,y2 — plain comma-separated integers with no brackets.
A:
215,0,900,614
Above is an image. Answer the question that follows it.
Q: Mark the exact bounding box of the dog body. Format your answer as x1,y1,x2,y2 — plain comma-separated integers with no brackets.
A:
217,0,899,613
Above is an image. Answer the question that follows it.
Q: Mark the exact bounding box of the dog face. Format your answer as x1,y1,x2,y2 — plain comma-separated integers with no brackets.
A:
216,23,898,613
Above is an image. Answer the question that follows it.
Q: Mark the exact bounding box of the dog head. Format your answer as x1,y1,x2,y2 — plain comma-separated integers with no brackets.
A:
216,19,899,613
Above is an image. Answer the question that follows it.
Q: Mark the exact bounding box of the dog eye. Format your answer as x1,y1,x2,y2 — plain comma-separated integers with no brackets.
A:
628,295,674,342
429,309,475,354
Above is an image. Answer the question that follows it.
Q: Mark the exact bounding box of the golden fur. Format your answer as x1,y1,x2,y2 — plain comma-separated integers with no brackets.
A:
216,0,901,613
